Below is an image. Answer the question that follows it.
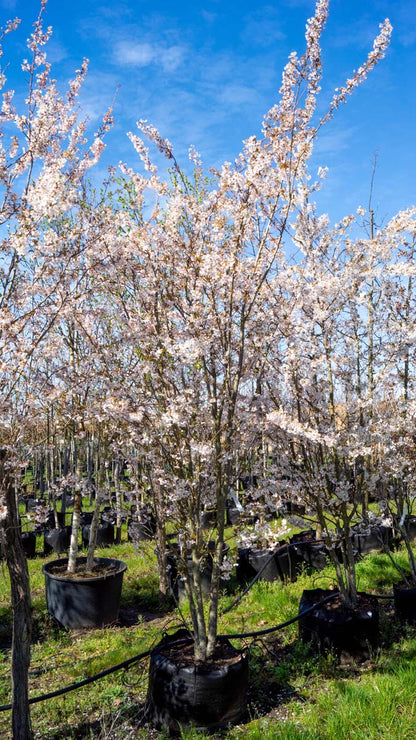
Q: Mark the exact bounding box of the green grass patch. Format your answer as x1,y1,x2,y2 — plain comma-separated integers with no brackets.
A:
1,535,416,738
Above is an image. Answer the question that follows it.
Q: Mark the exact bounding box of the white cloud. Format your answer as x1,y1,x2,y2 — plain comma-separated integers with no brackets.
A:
113,39,185,72
218,83,261,108
0,0,18,10
114,41,155,67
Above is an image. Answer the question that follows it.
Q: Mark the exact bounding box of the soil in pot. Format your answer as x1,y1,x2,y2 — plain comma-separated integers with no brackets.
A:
42,556,127,628
298,588,379,661
146,628,248,733
393,582,416,624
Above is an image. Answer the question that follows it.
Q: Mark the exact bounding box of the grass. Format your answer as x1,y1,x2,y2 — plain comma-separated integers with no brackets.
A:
1,526,416,739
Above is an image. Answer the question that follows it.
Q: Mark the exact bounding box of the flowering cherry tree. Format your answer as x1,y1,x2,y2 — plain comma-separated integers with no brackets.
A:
263,198,416,606
0,3,111,736
89,0,392,660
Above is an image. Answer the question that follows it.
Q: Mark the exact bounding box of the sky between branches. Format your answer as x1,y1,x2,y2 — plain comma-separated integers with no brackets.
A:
1,0,415,225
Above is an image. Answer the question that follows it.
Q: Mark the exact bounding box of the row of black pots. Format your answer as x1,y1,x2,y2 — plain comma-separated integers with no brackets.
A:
0,530,37,559
236,524,396,589
45,521,116,554
12,520,117,559
236,543,300,584
199,502,256,528
39,552,416,735
16,505,157,559
236,531,329,586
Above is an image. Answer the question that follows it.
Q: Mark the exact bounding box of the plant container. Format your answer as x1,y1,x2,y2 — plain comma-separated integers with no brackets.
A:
298,587,379,660
393,582,416,624
290,530,328,571
236,544,299,584
43,525,72,555
351,524,392,555
21,531,37,558
82,521,115,548
42,556,127,628
167,541,229,601
127,506,156,541
146,629,248,732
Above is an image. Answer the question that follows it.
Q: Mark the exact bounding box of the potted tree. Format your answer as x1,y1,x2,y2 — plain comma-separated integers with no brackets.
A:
0,3,114,735
261,209,378,656
87,0,392,728
42,424,128,629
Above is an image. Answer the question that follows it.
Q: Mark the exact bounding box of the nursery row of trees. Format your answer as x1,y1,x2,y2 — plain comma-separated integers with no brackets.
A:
3,0,416,737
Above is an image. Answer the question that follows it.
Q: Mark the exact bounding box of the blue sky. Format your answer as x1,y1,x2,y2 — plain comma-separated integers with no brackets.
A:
1,0,415,226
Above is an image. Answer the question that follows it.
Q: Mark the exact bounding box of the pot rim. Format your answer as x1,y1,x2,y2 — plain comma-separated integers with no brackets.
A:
42,555,127,583
393,580,416,594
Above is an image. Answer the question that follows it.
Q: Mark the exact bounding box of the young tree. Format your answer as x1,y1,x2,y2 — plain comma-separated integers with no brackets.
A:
0,3,111,736
264,200,416,607
92,0,392,658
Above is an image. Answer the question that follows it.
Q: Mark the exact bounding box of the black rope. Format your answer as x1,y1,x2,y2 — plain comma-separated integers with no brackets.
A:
219,591,338,639
0,590,338,712
0,646,153,712
0,586,396,712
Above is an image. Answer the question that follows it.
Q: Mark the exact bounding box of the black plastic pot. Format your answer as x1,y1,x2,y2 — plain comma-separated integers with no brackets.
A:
78,511,94,526
21,531,37,558
236,544,299,584
393,582,416,624
290,530,328,571
82,521,114,549
25,498,43,513
43,526,72,555
398,516,416,544
127,507,156,541
351,525,391,555
278,500,306,516
298,588,379,659
146,629,248,732
56,511,67,527
274,543,301,582
226,503,241,526
201,508,217,528
42,556,127,628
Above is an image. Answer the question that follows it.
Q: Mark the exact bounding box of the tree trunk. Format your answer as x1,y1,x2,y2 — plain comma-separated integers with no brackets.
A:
1,448,33,740
86,490,101,571
151,478,169,601
113,457,122,545
67,486,82,573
